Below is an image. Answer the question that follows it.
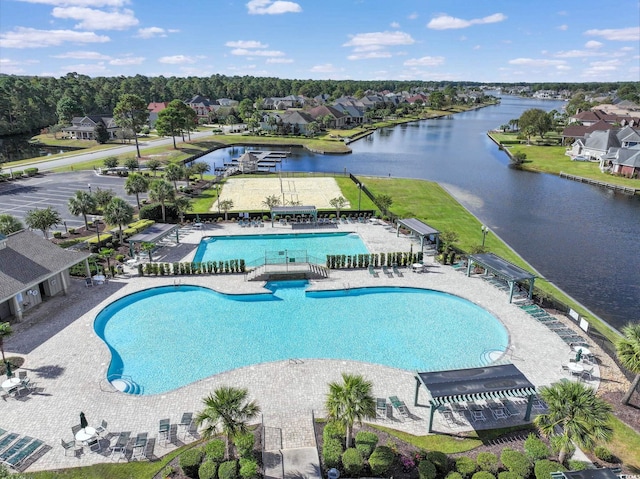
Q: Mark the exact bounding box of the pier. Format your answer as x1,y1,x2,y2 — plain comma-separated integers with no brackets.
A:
559,172,639,195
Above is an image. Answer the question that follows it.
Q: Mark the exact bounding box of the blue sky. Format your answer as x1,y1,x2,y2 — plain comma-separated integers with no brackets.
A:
1,0,638,82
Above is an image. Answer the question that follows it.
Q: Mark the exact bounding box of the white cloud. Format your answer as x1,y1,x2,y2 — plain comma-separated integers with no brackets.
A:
17,0,127,5
585,40,603,49
347,51,392,60
582,59,621,78
584,26,640,41
554,49,604,58
427,13,506,30
225,40,268,49
343,31,415,47
52,7,138,30
403,56,445,67
52,50,110,59
0,27,110,48
557,24,568,31
310,63,338,73
61,61,109,74
352,45,383,53
158,55,197,64
473,45,481,50
109,56,144,65
408,12,418,20
266,57,293,63
136,27,177,39
390,22,400,28
0,57,39,74
509,58,567,67
230,48,284,57
246,0,301,15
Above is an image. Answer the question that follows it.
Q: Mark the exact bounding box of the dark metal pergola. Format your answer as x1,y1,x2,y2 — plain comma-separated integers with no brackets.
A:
270,206,318,226
127,223,180,257
467,252,536,303
397,218,440,252
553,469,621,479
414,364,537,433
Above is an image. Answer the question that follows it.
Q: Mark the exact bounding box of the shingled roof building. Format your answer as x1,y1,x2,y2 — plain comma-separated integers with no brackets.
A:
0,230,91,322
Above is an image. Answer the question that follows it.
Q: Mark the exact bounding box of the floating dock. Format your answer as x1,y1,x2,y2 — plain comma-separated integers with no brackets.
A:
559,172,639,196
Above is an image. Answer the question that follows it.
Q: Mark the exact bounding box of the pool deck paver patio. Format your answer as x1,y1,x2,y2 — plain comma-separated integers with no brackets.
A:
3,221,599,472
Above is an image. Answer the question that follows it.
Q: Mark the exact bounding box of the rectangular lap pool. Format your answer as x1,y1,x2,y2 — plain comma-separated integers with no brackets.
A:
193,232,369,266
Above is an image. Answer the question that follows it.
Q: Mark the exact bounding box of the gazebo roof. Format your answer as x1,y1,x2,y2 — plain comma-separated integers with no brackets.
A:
398,218,439,236
469,253,535,282
416,363,536,407
560,469,620,479
127,223,180,244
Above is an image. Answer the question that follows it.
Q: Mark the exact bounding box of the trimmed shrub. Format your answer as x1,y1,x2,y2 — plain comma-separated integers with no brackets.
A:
567,461,588,471
323,421,345,442
24,167,38,176
355,431,378,459
419,460,437,479
524,434,550,461
501,449,531,479
180,448,204,478
322,438,343,469
594,446,615,463
534,460,565,479
446,472,464,479
204,439,226,462
455,456,477,478
239,458,258,479
498,472,523,479
199,459,218,479
234,432,255,459
472,472,496,479
369,445,395,476
53,231,62,238
476,452,499,473
427,450,450,473
218,460,238,479
342,448,364,476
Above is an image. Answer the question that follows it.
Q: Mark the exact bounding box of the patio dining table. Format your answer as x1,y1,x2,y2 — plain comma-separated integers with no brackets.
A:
2,377,21,393
75,427,97,443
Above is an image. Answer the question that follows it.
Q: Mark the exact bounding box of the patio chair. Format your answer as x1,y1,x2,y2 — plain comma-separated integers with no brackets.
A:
382,265,393,278
131,433,148,461
440,408,463,428
18,371,26,380
94,420,109,438
84,277,93,287
61,438,80,457
471,409,486,422
389,396,410,421
109,431,131,461
0,437,32,462
179,413,194,439
581,367,595,381
368,264,378,278
158,419,171,447
532,396,548,411
3,438,43,471
0,434,18,455
392,263,403,277
376,398,387,420
500,399,520,417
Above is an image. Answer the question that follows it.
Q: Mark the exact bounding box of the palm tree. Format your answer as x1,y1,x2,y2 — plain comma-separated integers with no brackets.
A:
325,373,376,447
68,191,97,231
173,196,192,224
124,173,149,210
146,158,162,176
25,207,61,238
149,179,175,222
191,162,211,180
219,199,234,221
616,323,640,405
164,163,184,192
0,214,24,235
0,322,13,364
534,380,613,464
103,197,134,243
195,386,261,459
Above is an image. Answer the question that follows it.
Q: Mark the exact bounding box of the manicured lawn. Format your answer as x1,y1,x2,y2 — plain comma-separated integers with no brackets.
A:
370,424,482,454
606,416,640,470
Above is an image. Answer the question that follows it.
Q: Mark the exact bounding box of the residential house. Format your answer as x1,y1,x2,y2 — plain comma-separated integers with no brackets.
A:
569,126,640,162
601,145,640,177
147,102,168,128
359,95,384,110
185,95,218,119
216,98,239,107
281,110,315,134
308,105,347,128
332,102,364,125
62,115,120,140
561,120,615,146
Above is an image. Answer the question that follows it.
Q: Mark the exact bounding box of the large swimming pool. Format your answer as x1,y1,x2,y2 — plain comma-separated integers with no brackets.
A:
95,281,508,395
193,232,369,266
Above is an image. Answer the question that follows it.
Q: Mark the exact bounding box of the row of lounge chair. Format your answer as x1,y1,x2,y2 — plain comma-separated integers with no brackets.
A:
438,396,548,429
368,264,403,278
376,396,410,421
0,429,46,472
518,304,589,347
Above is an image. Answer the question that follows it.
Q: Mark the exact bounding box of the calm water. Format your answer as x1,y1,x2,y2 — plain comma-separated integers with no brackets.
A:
193,232,369,266
200,97,640,331
95,282,508,395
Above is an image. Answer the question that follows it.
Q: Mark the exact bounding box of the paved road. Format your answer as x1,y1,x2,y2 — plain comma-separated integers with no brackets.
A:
17,130,214,171
0,170,139,232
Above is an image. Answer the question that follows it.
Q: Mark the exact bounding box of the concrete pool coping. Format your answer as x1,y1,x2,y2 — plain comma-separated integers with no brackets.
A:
3,222,597,472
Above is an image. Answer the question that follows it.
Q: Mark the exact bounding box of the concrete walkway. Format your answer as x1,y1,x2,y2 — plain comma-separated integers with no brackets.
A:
2,221,598,472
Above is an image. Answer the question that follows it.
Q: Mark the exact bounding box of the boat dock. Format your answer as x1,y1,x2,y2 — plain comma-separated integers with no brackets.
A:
559,172,639,195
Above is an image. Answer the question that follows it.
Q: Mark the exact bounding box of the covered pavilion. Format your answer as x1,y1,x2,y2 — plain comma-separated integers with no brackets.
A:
127,223,180,257
396,218,440,253
414,364,537,433
467,253,536,303
270,206,318,226
552,469,622,479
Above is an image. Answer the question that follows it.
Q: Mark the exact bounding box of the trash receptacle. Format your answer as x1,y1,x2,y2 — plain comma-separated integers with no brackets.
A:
328,468,340,479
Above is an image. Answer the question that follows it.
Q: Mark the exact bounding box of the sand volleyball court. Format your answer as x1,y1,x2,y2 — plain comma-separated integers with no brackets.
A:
211,177,349,211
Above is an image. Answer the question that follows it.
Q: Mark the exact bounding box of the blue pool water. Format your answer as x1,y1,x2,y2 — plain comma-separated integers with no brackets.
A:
193,232,369,265
95,281,509,395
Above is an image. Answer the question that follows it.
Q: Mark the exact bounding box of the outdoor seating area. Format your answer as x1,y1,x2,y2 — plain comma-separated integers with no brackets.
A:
389,396,410,421
0,429,47,472
2,370,38,400
518,304,590,348
435,396,534,431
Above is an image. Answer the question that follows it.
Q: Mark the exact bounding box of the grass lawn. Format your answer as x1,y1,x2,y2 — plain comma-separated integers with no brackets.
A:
606,416,640,470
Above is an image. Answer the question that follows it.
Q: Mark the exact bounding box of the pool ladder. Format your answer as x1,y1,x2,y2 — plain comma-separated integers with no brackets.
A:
289,358,304,364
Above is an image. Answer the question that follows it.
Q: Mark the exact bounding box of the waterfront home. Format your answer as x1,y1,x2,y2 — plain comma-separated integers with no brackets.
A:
62,115,119,141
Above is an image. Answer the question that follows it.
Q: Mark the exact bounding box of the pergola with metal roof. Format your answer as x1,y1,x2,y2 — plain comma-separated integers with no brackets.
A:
127,223,180,257
414,364,537,432
552,469,622,479
467,252,536,303
270,206,317,226
397,218,440,252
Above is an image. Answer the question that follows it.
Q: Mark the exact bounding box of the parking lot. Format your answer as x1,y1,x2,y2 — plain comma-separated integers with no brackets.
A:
0,170,142,233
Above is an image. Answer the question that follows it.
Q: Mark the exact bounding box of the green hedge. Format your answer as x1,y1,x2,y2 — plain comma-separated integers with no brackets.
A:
355,431,378,459
427,450,450,473
342,448,364,476
180,449,204,478
322,438,343,469
498,472,523,479
136,260,246,276
234,432,255,459
218,460,237,479
534,460,565,479
323,421,345,442
501,449,531,479
204,439,225,462
369,445,395,476
476,452,499,473
524,434,550,461
594,446,615,463
472,472,496,479
198,459,218,479
455,456,477,478
419,460,437,479
447,473,464,479
239,458,258,479
24,167,38,176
